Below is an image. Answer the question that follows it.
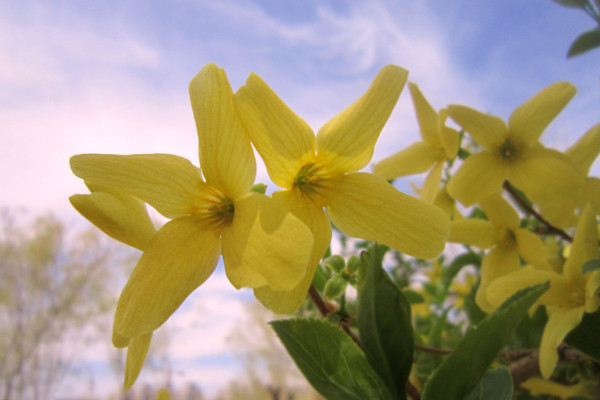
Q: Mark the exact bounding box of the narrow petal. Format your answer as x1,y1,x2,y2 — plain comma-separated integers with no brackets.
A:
189,63,256,198
438,109,460,159
486,269,569,308
508,146,585,205
316,65,409,173
221,193,314,291
70,154,206,219
447,151,508,206
324,173,450,259
124,333,152,390
479,193,520,228
155,389,172,400
235,73,316,188
448,219,497,249
583,178,600,214
114,217,221,338
515,228,551,269
69,191,156,251
254,189,332,313
420,160,445,204
508,82,576,147
408,82,440,146
373,141,441,179
564,205,599,282
585,271,600,313
476,245,520,313
565,123,600,174
521,377,591,398
446,105,507,150
539,306,585,379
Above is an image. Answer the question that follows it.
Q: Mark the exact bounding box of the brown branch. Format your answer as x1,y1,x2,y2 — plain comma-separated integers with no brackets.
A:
308,284,332,317
510,350,540,386
502,181,573,242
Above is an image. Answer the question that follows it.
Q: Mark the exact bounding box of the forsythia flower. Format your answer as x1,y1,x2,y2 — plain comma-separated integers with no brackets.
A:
521,377,591,399
486,205,600,378
235,65,450,312
70,64,313,340
446,82,584,206
448,193,549,312
374,82,459,203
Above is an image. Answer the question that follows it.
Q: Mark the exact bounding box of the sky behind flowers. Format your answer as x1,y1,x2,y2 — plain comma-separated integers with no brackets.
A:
1,0,600,397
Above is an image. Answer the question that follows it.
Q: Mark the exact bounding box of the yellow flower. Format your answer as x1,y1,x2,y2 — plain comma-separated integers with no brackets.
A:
70,63,313,338
486,205,600,378
374,82,459,203
521,377,591,399
235,65,450,313
446,82,584,206
155,389,172,400
448,193,550,312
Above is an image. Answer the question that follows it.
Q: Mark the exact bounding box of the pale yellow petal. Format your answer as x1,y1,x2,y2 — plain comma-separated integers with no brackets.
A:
124,333,152,390
438,109,460,159
235,73,316,188
565,123,600,174
408,82,440,146
539,306,585,379
114,217,221,338
316,65,409,173
508,82,576,147
508,146,585,205
221,193,313,291
254,189,332,313
515,228,551,269
373,141,442,179
70,154,205,219
420,160,445,204
447,151,508,206
486,269,569,308
324,172,450,259
69,192,156,251
564,204,599,282
446,105,507,150
189,63,256,198
479,193,520,228
476,245,520,313
448,219,497,249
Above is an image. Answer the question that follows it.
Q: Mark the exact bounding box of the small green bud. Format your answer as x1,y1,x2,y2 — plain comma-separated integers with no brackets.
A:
346,255,360,272
323,255,345,273
250,183,267,194
324,275,347,300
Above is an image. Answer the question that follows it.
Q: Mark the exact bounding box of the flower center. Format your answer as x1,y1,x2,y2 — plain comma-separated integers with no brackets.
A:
498,228,517,248
193,187,235,231
498,139,519,161
293,162,331,202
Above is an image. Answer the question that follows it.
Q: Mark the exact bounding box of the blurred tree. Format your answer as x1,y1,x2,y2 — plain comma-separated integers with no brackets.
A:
0,209,118,400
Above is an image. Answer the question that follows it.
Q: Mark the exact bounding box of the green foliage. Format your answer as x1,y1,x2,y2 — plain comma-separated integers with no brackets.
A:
465,367,514,400
568,27,600,57
565,311,600,362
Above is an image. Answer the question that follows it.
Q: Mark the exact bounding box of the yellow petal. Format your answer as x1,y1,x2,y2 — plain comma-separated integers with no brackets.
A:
448,219,497,249
476,245,520,313
316,65,408,173
539,306,585,379
420,160,444,204
155,389,172,400
254,189,332,313
538,198,579,229
521,377,591,399
124,332,152,390
565,123,600,174
189,63,256,198
583,178,600,214
70,154,206,219
446,105,507,150
235,72,316,188
438,109,460,159
112,329,129,348
408,82,440,146
515,228,551,269
564,204,599,282
486,269,569,308
447,151,508,206
373,141,441,179
508,82,576,147
585,270,600,313
324,172,449,259
114,217,221,338
479,193,520,228
221,193,313,291
69,192,156,251
508,146,584,205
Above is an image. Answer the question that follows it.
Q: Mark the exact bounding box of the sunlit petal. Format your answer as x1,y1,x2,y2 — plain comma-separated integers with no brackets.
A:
408,82,440,146
373,141,441,179
324,172,449,259
114,217,221,338
70,154,206,219
446,105,506,150
222,193,313,291
476,245,520,313
539,306,585,379
420,160,445,204
448,218,496,249
189,63,255,198
235,73,316,188
124,333,152,390
508,82,576,147
316,65,408,173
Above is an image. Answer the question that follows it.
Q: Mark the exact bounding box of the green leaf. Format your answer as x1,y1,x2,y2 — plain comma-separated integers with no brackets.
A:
465,367,513,400
403,289,425,305
568,27,600,57
552,0,587,8
358,245,413,400
421,283,549,400
565,311,600,362
582,259,600,274
442,251,482,289
271,319,393,400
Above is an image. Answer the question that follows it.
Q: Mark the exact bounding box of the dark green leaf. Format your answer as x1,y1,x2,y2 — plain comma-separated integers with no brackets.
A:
442,252,482,289
568,28,600,57
271,319,393,400
421,283,549,400
358,245,413,400
552,0,587,8
403,289,425,305
465,367,513,400
582,259,600,274
565,311,600,362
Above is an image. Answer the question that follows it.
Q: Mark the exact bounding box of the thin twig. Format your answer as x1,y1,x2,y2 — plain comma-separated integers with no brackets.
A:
510,350,540,386
308,284,332,317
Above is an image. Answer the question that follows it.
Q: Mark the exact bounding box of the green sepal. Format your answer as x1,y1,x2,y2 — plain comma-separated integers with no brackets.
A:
357,245,413,400
568,27,600,57
324,275,348,300
323,255,346,273
421,283,549,400
464,367,513,400
582,259,600,274
270,318,393,400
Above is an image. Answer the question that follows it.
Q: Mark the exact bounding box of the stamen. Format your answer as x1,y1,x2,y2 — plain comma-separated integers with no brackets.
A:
498,139,519,161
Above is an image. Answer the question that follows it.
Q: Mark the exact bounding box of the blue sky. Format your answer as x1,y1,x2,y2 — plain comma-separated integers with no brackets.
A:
2,0,600,397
